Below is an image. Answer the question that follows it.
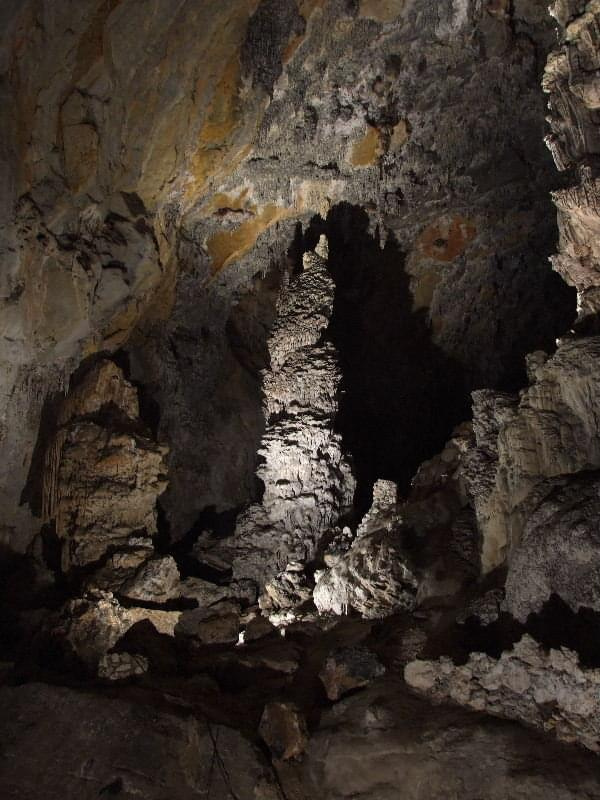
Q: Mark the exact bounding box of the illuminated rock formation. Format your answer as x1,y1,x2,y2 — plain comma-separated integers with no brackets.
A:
233,236,355,588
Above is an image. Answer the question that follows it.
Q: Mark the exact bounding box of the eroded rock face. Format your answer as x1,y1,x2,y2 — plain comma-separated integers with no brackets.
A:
505,473,600,621
544,0,600,319
405,634,600,753
464,337,600,572
314,526,419,618
1,1,597,794
56,592,180,669
42,360,168,579
314,425,478,620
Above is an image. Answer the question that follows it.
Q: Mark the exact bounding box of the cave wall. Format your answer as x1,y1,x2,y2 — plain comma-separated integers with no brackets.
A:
7,3,600,796
0,0,575,553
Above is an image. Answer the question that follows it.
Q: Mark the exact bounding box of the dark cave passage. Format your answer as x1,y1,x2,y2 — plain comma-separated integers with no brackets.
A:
299,205,470,514
296,202,577,516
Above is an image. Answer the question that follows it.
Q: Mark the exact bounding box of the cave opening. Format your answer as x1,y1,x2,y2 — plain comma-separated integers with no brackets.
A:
294,202,577,519
298,204,470,515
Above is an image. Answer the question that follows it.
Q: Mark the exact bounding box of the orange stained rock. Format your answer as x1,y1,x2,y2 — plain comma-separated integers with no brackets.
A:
207,205,294,273
417,216,477,262
283,33,306,63
201,188,257,216
359,0,406,23
390,119,409,150
350,125,384,167
186,1,261,200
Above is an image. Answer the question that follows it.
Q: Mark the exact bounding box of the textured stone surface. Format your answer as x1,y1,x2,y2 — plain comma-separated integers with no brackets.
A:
544,0,600,317
314,427,476,619
260,562,314,627
2,1,599,794
314,527,418,618
464,337,600,572
120,556,181,604
405,635,600,753
0,0,575,555
259,701,308,761
0,683,279,800
233,237,354,588
57,593,180,668
505,472,600,621
296,678,600,799
319,645,385,701
42,360,168,577
97,651,149,681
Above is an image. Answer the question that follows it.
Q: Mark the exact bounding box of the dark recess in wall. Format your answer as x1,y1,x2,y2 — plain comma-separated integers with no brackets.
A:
295,202,578,517
299,203,470,515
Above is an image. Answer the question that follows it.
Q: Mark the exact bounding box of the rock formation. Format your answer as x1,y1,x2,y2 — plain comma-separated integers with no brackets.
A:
233,235,355,589
463,337,600,574
405,634,600,753
42,359,168,581
4,1,600,798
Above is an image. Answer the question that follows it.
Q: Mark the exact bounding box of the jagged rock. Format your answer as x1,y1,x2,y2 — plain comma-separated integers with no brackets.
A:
0,683,278,800
42,360,168,576
259,563,313,627
544,2,600,314
49,422,167,572
98,651,149,681
460,389,519,573
54,359,140,423
357,479,399,536
259,701,308,761
233,237,355,587
57,593,180,669
405,634,600,753
176,600,241,644
36,361,176,665
85,547,154,593
314,528,418,619
319,646,385,701
120,556,180,603
323,526,355,568
464,338,600,573
179,577,257,608
457,588,505,626
1,0,575,561
505,473,600,621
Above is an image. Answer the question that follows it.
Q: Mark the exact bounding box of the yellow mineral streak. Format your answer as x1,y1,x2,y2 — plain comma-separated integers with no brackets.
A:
207,205,294,273
201,188,256,216
390,119,409,150
358,0,406,23
349,125,384,167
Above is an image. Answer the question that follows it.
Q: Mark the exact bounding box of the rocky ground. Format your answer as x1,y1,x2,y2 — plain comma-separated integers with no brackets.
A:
3,0,600,798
